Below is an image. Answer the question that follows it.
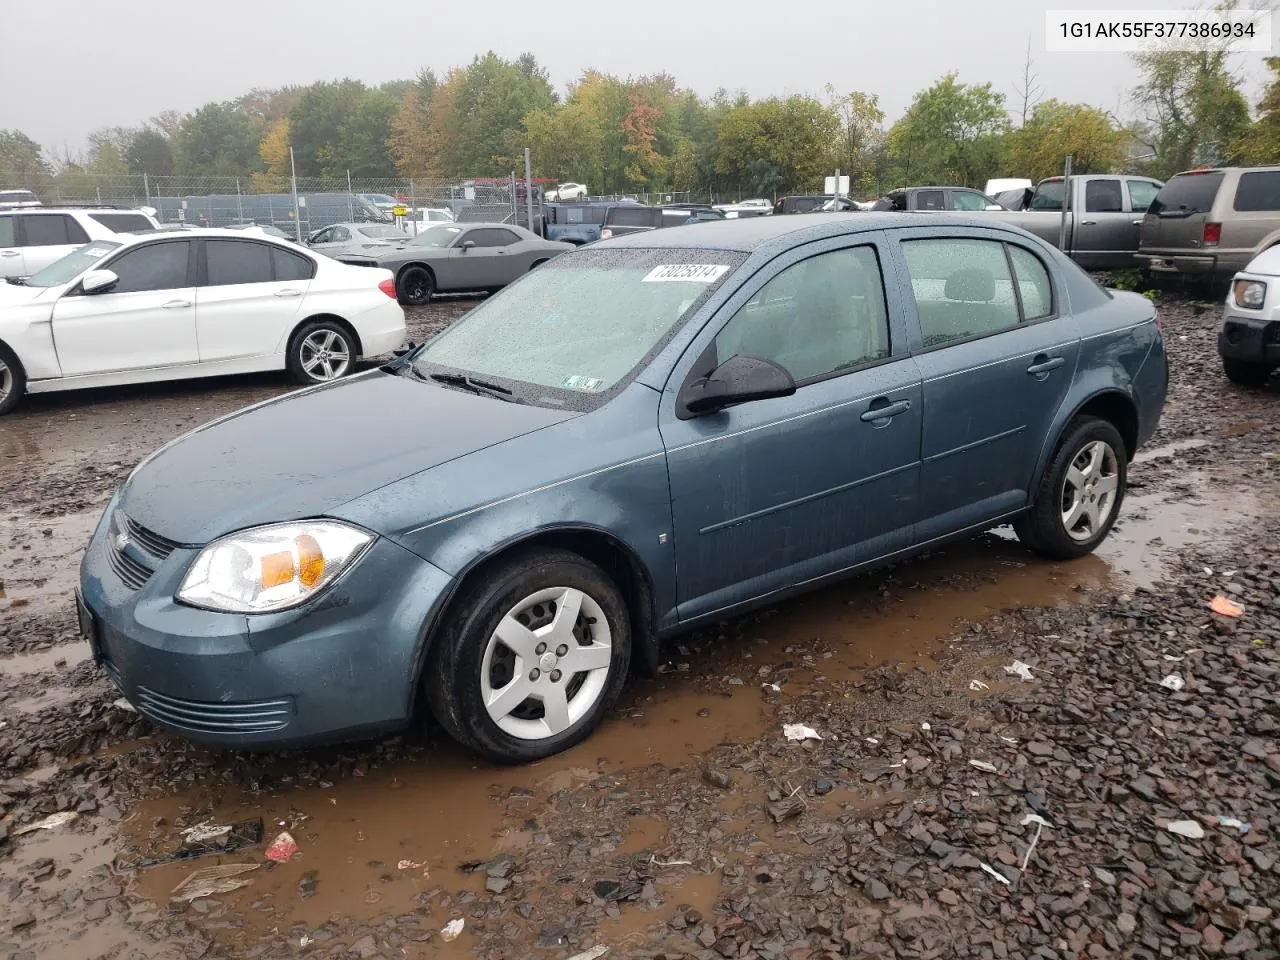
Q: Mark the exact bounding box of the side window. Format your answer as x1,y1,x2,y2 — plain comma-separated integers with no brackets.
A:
916,190,946,211
89,213,153,233
272,247,315,282
950,191,988,211
1233,171,1280,211
332,226,351,242
311,228,331,244
21,214,75,246
1008,245,1053,320
713,246,891,383
206,240,273,285
103,241,190,294
1085,180,1124,213
467,228,517,247
1126,180,1160,213
902,238,1020,348
0,216,14,247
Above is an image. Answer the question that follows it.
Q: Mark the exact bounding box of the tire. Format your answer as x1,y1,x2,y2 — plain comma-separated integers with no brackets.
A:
1222,357,1272,387
529,258,549,272
0,342,26,416
425,548,631,763
396,265,434,305
286,320,356,385
1014,416,1127,561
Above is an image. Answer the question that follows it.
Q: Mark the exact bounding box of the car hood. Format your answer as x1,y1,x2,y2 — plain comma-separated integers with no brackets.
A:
119,370,576,544
0,281,53,305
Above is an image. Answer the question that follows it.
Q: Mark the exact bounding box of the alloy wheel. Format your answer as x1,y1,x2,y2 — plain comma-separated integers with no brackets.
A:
479,586,613,740
0,358,11,403
1060,439,1120,542
300,330,351,381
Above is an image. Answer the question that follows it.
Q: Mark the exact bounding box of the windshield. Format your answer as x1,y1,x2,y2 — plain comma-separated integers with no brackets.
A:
363,194,395,204
359,224,408,239
1151,172,1225,217
1029,181,1065,211
409,247,744,408
25,241,121,287
410,225,463,247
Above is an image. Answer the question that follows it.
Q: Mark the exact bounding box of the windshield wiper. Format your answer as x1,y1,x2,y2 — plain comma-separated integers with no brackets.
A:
5,276,28,286
427,371,519,402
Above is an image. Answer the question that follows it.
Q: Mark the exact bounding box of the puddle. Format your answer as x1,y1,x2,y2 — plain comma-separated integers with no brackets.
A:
0,509,99,617
0,641,93,678
10,685,85,714
1134,438,1211,461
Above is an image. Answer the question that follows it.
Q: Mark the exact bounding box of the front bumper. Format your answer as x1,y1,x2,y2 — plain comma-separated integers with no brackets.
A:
1219,312,1280,367
78,497,453,748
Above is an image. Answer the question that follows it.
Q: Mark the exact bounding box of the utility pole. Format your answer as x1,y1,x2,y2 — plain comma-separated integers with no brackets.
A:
524,148,535,231
290,147,303,243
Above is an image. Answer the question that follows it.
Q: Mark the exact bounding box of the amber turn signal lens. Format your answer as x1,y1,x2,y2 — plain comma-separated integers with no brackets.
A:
296,534,325,588
260,551,295,589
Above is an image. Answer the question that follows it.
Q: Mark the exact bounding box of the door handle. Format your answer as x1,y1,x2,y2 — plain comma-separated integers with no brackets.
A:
161,299,191,309
1131,219,1144,225
274,289,302,297
860,398,911,423
1080,219,1098,225
0,250,19,257
1027,355,1065,375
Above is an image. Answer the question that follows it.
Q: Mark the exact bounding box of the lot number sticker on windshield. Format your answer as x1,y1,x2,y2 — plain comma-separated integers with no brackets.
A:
642,264,729,283
562,375,606,392
82,244,112,259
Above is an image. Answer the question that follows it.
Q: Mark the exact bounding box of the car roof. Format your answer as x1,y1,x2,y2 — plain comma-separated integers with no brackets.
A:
2,206,144,215
600,212,1037,252
99,227,308,246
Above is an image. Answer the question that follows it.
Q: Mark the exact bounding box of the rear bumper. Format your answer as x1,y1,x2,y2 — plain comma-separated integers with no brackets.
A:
351,298,408,357
79,495,453,748
1219,312,1280,366
1136,251,1252,280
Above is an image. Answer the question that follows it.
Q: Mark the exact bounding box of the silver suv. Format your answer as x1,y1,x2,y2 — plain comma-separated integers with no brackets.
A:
1137,166,1280,286
0,208,158,279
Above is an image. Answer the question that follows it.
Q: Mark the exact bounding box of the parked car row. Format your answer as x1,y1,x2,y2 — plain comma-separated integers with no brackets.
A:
1,206,159,279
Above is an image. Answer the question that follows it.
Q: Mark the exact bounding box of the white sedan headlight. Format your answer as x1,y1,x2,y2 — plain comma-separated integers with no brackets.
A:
177,521,373,613
1233,279,1266,309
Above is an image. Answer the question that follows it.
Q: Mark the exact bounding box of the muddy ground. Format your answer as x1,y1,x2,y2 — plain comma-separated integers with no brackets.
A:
0,295,1277,960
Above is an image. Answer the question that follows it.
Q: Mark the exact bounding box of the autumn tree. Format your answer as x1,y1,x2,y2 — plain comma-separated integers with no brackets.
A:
622,94,663,187
389,71,437,178
886,74,1009,186
826,86,884,195
253,118,292,190
1236,57,1280,164
1008,100,1129,181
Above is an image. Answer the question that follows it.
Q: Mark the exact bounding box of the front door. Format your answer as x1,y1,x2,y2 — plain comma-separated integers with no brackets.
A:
1072,178,1139,271
660,235,923,621
51,238,199,376
892,231,1080,540
451,227,522,290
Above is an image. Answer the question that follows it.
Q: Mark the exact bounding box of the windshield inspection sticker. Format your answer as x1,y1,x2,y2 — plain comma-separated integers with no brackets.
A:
642,264,730,283
561,375,606,392
82,245,112,259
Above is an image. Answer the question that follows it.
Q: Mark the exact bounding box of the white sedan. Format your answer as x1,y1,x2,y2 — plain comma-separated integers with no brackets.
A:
0,228,406,415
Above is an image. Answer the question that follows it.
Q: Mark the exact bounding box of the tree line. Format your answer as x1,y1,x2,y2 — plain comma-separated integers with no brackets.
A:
2,44,1279,200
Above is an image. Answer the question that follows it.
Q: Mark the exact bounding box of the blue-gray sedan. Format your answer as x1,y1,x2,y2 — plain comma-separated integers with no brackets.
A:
78,214,1168,761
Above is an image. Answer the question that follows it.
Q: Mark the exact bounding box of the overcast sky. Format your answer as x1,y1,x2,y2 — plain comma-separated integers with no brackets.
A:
3,0,1272,153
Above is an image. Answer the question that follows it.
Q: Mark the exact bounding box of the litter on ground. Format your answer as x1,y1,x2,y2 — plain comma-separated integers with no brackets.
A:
1166,820,1205,840
1209,595,1243,617
181,823,232,844
969,760,998,773
1160,674,1185,692
1004,660,1034,682
979,862,1012,885
1217,816,1251,833
783,723,824,742
441,919,465,941
265,831,298,863
14,811,78,835
170,863,260,902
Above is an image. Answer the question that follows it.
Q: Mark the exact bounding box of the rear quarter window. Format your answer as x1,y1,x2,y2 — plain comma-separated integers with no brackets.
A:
1233,171,1280,212
89,213,154,233
1150,172,1225,216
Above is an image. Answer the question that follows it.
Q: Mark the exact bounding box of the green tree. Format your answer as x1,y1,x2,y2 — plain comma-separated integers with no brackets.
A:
288,79,369,176
125,128,175,176
1235,57,1280,164
334,89,397,177
886,74,1009,186
440,52,557,173
1008,100,1129,181
174,102,264,176
0,130,52,185
716,96,839,195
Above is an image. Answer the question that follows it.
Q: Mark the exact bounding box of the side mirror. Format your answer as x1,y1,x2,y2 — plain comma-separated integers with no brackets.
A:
679,354,796,417
81,269,119,294
461,240,475,251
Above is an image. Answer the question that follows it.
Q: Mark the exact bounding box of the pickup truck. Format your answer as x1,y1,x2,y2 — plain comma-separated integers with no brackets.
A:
972,175,1164,271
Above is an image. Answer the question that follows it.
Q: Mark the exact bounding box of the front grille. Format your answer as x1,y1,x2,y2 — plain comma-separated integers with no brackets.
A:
134,687,292,735
107,545,152,590
124,517,181,559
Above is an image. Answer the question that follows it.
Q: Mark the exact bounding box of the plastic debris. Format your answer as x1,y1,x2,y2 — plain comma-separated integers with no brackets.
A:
15,811,78,835
1209,595,1243,617
979,862,1012,886
968,679,989,691
1004,661,1034,682
1020,814,1052,871
1162,654,1184,662
969,760,998,773
1217,816,1251,833
170,862,259,902
265,831,298,863
761,682,781,693
1159,674,1185,692
1167,820,1205,840
397,859,423,870
299,935,313,948
182,823,232,845
567,948,609,960
112,697,137,713
783,723,823,742
920,722,931,732
441,918,465,942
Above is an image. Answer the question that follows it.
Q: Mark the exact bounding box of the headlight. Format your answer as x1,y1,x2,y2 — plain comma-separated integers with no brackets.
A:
1233,279,1266,309
177,521,373,613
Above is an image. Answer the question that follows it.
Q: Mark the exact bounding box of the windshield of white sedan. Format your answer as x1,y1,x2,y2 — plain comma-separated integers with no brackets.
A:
409,225,463,247
410,248,743,406
25,241,121,287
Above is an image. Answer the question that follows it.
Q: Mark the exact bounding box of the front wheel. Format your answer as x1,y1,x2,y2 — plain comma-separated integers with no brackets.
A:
396,265,434,305
1014,417,1127,560
0,342,27,416
1222,357,1272,387
425,549,631,763
287,321,355,385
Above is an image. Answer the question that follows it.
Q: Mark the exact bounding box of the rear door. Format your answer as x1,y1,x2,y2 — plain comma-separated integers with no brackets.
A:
0,215,23,277
1142,170,1226,255
19,213,91,274
1223,169,1280,259
51,238,198,376
194,239,313,362
1072,178,1135,269
893,230,1080,539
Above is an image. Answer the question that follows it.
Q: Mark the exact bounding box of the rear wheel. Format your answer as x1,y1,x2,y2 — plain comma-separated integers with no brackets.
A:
0,342,26,416
287,321,355,385
396,265,434,305
1014,417,1127,560
1222,357,1272,387
425,548,631,763
529,258,549,272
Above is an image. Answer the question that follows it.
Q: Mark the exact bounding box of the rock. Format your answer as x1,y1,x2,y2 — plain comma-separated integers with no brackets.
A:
936,889,959,906
1093,868,1117,887
865,879,891,901
1130,775,1161,802
10,908,35,930
484,855,515,879
485,877,510,895
1116,914,1136,936
767,795,805,823
812,778,834,796
349,934,378,958
702,766,733,790
1203,925,1225,952
298,871,318,899
1222,930,1259,956
537,924,568,947
1157,889,1196,918
593,880,640,902
1026,741,1054,757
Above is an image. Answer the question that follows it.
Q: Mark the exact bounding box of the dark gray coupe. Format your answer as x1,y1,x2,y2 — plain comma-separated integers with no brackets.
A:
338,222,573,304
